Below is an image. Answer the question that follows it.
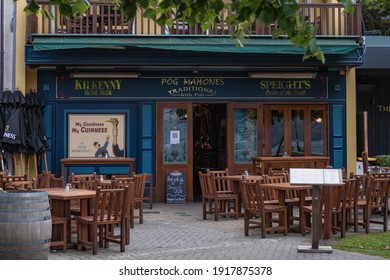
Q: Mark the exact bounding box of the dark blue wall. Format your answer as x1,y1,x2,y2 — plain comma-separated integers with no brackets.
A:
38,69,347,176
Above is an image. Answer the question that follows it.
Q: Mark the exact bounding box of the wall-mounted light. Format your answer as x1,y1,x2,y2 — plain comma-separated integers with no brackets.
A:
248,72,317,79
70,72,140,79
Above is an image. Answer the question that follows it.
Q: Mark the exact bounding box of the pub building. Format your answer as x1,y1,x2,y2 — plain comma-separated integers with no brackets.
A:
25,8,364,202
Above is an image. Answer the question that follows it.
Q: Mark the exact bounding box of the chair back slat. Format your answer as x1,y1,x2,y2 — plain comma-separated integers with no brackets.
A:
344,178,359,205
112,177,134,189
50,176,65,188
94,187,128,223
79,178,98,190
207,169,232,192
212,176,232,192
198,171,213,198
265,175,286,200
366,175,390,208
134,174,147,199
68,172,98,188
240,180,265,211
330,183,346,212
37,172,52,188
4,179,35,190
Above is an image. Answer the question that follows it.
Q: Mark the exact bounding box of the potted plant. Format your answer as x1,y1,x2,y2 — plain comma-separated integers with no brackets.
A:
374,155,390,168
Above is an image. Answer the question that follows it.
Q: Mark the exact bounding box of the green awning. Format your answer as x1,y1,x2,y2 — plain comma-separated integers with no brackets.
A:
32,34,359,55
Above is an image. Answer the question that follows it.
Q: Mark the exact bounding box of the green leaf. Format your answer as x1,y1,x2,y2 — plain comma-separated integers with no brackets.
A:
24,0,40,15
72,1,90,15
213,0,225,12
50,0,63,5
338,0,355,14
42,9,54,20
59,3,73,17
144,8,157,20
259,9,276,25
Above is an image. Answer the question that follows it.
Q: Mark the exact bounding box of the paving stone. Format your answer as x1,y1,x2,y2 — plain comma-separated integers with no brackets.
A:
49,202,386,260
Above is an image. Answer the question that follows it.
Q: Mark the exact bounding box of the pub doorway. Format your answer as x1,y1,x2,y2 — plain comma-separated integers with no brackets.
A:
192,103,227,201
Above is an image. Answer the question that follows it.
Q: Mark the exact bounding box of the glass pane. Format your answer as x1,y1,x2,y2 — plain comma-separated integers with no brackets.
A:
311,110,324,155
233,108,257,163
271,110,284,156
291,110,305,156
163,108,188,164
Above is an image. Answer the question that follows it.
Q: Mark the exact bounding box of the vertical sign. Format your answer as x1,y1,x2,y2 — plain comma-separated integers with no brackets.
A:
166,171,186,203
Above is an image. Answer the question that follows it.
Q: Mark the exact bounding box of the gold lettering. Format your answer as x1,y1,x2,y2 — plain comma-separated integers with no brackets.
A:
74,79,122,91
378,105,390,112
258,80,311,90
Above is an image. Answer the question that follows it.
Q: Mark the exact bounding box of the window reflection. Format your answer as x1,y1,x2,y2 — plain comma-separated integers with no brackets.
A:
271,110,284,156
291,110,304,155
163,108,188,163
234,109,257,163
311,110,324,155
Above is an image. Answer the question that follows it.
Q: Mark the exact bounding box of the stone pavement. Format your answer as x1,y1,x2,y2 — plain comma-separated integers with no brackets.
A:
49,202,386,260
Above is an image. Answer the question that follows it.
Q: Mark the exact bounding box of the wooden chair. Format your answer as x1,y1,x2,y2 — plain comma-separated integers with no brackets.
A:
37,171,52,188
79,178,99,190
143,173,153,209
4,179,36,190
357,175,390,233
50,176,65,188
76,186,130,255
198,171,239,221
267,168,288,177
264,175,285,201
130,174,147,228
40,174,67,252
301,183,347,238
2,174,28,186
265,174,291,225
95,179,115,189
207,169,233,193
198,171,216,220
240,180,288,238
68,173,98,215
112,177,134,187
112,177,134,244
50,216,67,252
344,178,360,232
68,172,98,188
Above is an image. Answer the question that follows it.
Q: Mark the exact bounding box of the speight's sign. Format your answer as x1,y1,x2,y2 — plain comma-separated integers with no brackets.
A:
56,76,328,99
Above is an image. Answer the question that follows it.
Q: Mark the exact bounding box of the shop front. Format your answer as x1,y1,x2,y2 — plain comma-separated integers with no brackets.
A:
26,35,363,202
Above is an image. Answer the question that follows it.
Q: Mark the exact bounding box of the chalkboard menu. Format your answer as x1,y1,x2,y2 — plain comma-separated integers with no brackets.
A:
166,171,186,204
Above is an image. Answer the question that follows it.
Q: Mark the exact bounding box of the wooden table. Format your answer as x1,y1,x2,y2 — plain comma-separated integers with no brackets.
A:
61,157,136,178
252,156,330,174
216,175,265,193
216,175,265,215
261,183,312,233
43,188,96,248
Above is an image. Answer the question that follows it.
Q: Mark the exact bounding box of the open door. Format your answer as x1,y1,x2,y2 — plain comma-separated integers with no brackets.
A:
156,103,193,202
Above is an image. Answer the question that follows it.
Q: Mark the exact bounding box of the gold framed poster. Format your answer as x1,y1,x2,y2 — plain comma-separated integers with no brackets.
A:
67,113,126,158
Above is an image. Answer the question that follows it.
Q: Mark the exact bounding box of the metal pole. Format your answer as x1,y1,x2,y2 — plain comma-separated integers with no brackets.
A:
311,185,320,249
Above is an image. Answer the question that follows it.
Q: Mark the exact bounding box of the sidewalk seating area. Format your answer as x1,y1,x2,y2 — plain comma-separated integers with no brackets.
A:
48,202,386,260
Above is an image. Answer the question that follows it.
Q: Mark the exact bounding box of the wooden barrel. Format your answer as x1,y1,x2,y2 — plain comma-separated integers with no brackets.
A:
0,190,52,260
